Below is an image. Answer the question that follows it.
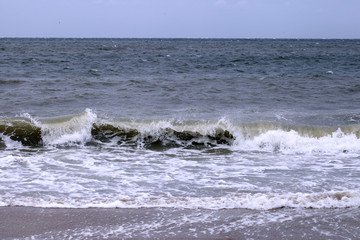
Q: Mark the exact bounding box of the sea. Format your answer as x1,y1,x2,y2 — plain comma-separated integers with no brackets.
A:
1,38,360,239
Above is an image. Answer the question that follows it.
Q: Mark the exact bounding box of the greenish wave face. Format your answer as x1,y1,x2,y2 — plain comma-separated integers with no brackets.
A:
0,120,42,146
1,110,360,152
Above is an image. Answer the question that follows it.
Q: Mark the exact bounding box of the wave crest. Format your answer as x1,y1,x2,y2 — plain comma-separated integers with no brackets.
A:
91,123,234,149
2,191,359,210
1,110,360,153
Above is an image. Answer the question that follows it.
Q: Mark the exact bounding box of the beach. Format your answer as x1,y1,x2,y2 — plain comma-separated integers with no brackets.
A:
1,206,360,239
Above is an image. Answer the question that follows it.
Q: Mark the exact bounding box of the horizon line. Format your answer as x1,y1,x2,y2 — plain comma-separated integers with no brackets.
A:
1,37,360,40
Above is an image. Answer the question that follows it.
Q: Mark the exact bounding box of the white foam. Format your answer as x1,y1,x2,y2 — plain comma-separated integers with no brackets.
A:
18,112,42,127
40,108,97,145
234,128,360,154
0,134,23,149
2,190,359,210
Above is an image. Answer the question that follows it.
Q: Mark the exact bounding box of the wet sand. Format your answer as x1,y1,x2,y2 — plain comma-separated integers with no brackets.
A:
1,206,360,239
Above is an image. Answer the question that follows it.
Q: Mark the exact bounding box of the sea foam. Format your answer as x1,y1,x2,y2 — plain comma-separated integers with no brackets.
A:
2,191,359,210
40,108,97,146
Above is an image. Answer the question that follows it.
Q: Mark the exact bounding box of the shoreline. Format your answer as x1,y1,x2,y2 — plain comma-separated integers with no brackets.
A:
1,206,360,239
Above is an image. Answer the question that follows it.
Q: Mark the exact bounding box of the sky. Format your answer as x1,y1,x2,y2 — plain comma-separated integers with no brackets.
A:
0,0,359,38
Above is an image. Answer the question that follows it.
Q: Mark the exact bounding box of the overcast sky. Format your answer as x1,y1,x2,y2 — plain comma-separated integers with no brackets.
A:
1,0,359,38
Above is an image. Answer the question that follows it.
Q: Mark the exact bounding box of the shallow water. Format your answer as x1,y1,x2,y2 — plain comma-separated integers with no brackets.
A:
2,207,360,239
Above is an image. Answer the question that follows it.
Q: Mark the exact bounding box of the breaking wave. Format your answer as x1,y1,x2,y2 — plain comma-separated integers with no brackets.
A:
1,109,360,153
2,191,359,210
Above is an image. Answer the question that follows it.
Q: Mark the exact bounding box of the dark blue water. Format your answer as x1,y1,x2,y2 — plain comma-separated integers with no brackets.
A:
1,39,360,123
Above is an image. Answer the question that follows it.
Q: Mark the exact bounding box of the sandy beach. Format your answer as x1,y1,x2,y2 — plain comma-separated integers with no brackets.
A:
1,206,359,239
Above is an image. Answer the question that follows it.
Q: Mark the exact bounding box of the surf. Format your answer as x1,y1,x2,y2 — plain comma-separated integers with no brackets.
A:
2,190,359,210
1,109,360,154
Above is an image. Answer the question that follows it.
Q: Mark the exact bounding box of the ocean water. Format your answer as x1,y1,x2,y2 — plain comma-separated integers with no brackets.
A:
1,38,360,238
